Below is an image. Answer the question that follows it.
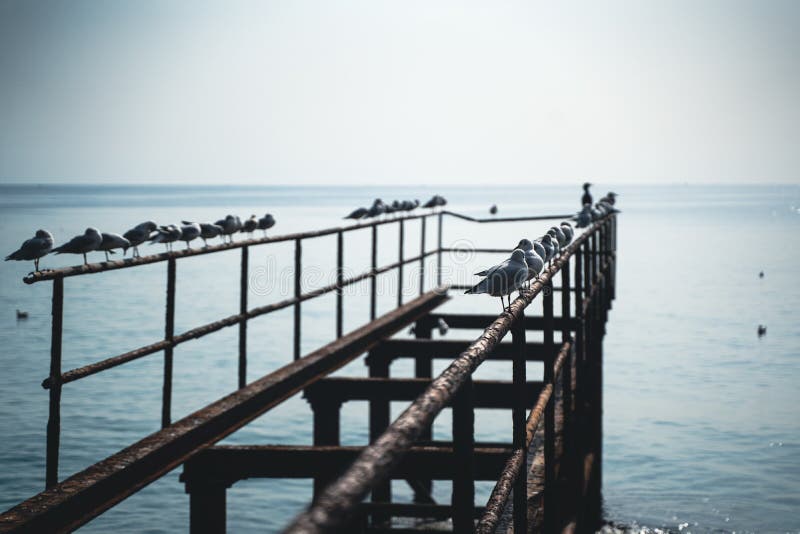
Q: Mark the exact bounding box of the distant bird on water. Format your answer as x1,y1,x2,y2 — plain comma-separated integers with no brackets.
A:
124,221,157,258
5,229,54,271
581,182,593,206
467,249,529,312
258,214,276,236
489,205,498,215
759,271,764,279
52,228,102,264
16,309,28,319
98,233,131,261
758,325,767,337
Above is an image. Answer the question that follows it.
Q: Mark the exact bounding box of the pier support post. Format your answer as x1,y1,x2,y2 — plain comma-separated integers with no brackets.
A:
367,351,391,525
451,375,475,533
45,276,63,489
413,317,434,502
511,310,528,534
186,477,230,534
309,397,342,500
162,257,176,428
294,239,302,360
239,246,248,388
543,276,556,532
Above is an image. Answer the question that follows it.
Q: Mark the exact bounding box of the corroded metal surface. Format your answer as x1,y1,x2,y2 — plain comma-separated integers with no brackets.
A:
0,290,448,534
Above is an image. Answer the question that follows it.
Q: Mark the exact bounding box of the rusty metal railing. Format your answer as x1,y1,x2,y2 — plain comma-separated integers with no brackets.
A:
283,215,616,533
26,209,574,490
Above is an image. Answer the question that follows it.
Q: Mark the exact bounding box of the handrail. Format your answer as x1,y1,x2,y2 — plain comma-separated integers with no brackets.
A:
23,210,571,284
282,218,605,533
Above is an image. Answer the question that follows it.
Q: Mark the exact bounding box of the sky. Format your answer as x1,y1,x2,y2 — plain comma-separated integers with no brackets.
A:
0,0,798,185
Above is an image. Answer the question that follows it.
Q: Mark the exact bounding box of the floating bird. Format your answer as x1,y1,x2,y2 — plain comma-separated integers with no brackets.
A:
489,205,498,215
5,229,54,271
466,249,529,311
98,233,130,261
52,228,102,264
179,223,201,249
16,309,28,319
759,271,764,279
241,215,258,235
437,318,449,336
757,325,767,337
515,239,544,286
150,225,181,251
258,214,276,236
124,221,157,258
345,207,368,220
581,182,592,206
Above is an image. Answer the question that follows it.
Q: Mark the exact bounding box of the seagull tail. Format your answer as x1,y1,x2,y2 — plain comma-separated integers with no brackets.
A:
465,280,488,295
474,269,488,277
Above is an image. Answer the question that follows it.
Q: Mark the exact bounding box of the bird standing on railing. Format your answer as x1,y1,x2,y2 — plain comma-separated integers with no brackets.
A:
466,249,529,311
124,221,157,258
215,215,240,243
345,207,368,220
515,239,544,287
98,233,131,261
365,199,386,219
150,225,181,252
560,221,574,245
537,234,556,267
179,223,201,249
5,229,54,272
258,214,276,236
573,204,592,228
241,215,258,236
548,226,568,250
52,228,102,265
581,182,593,206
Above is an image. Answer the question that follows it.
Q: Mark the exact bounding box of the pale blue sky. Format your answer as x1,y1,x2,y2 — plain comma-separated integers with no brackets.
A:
0,0,798,184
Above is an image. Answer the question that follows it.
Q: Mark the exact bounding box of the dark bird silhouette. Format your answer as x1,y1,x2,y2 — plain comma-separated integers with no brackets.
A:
124,221,157,258
489,205,498,215
258,214,276,236
757,325,767,337
759,271,764,279
581,182,593,206
345,207,368,220
16,309,28,319
52,228,102,264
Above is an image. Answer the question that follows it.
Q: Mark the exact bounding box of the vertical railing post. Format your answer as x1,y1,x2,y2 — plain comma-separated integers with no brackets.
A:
370,226,377,321
294,238,302,360
543,274,556,533
561,256,572,420
451,376,474,533
310,396,342,500
511,310,528,533
436,212,443,287
336,231,343,338
238,246,248,388
398,220,404,307
367,350,391,525
419,217,426,295
162,257,176,428
414,318,434,501
45,276,64,489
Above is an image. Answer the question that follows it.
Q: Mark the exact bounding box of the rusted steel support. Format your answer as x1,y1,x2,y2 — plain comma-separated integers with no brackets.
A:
419,217,426,295
475,340,571,534
451,376,475,532
367,354,391,525
239,246,248,389
413,317,434,502
398,220,404,308
0,290,448,534
367,339,552,365
336,231,343,338
187,478,229,534
45,276,64,489
282,226,595,533
370,226,378,320
436,212,443,286
543,272,556,533
294,238,302,360
310,398,342,500
511,310,528,534
162,257,176,428
41,250,440,389
305,377,543,409
561,256,573,424
182,444,510,485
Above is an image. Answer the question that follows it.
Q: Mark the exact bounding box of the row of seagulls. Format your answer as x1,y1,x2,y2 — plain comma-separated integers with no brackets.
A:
467,221,574,311
345,198,424,220
5,213,276,270
572,191,620,228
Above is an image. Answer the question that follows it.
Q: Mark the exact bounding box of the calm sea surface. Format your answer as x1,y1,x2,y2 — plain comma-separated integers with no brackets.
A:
0,184,798,533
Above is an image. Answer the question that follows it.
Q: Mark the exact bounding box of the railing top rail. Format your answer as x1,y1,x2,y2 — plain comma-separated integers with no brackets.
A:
22,210,574,284
282,216,609,534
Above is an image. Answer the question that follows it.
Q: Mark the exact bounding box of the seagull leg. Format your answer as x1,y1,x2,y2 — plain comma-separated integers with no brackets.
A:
34,258,39,272
104,251,109,262
83,253,88,264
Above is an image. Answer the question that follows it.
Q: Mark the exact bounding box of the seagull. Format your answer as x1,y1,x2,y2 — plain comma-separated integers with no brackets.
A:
422,195,447,211
366,199,386,219
573,204,592,228
98,233,131,261
241,215,258,236
581,182,593,206
489,205,498,215
52,228,102,264
437,318,449,336
514,239,544,286
182,221,222,247
532,240,547,266
258,214,276,236
549,226,568,249
538,234,556,267
150,225,181,251
124,221,157,258
466,249,529,311
560,221,574,246
179,223,201,249
215,215,240,243
345,207,368,220
5,230,54,271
